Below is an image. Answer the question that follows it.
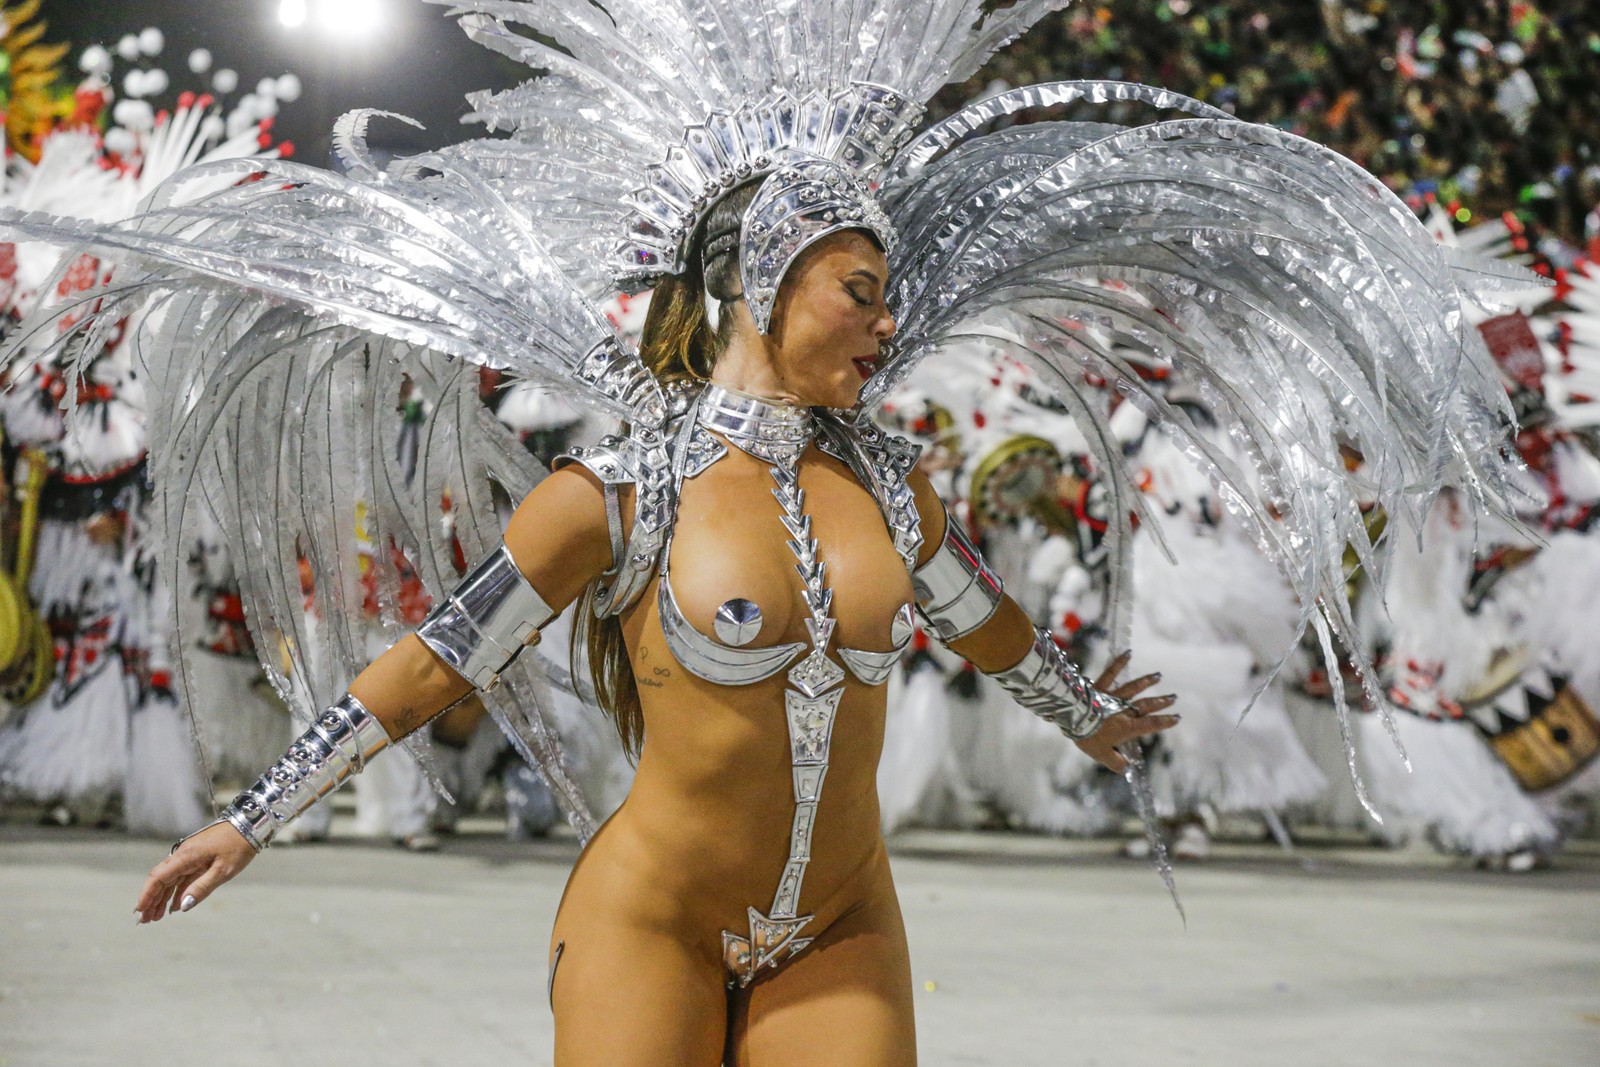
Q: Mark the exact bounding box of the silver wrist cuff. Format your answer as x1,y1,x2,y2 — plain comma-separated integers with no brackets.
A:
220,695,391,850
989,629,1127,740
911,511,1003,642
415,544,555,690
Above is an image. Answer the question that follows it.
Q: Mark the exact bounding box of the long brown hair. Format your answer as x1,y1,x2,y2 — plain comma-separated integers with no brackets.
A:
574,187,758,760
570,270,716,760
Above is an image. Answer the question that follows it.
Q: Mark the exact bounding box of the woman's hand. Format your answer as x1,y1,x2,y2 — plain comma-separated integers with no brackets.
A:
1072,651,1179,774
135,821,257,925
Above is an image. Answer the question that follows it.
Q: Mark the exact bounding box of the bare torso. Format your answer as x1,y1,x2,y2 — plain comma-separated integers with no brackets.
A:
556,436,914,957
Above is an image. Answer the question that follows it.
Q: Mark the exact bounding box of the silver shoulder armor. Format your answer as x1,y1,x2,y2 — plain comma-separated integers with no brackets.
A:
552,431,665,618
554,435,643,488
911,507,1002,641
815,414,923,570
553,405,720,621
415,545,556,690
555,434,642,590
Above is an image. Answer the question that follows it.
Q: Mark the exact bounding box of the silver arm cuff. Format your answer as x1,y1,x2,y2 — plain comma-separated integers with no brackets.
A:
415,544,556,690
219,695,391,851
988,629,1129,740
911,511,1003,642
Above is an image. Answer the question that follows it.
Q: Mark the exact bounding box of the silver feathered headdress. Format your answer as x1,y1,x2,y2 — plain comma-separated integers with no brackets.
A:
449,0,1055,330
0,1,1540,833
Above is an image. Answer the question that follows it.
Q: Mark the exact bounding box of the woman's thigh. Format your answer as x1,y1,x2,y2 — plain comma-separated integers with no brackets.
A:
726,882,917,1067
550,919,730,1067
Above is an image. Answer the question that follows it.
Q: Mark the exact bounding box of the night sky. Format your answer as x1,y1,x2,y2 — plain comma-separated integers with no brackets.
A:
36,0,525,165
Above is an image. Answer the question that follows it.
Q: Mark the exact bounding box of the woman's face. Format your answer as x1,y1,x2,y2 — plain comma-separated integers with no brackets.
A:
763,231,897,409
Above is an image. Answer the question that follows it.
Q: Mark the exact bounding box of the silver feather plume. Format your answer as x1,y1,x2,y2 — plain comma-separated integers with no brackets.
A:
0,4,1533,833
0,1,1075,836
872,81,1538,813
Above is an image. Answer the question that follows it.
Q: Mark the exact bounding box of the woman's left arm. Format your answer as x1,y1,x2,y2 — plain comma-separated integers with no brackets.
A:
905,469,1177,773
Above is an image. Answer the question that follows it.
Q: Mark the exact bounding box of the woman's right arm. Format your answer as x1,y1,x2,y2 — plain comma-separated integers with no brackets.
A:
135,467,617,924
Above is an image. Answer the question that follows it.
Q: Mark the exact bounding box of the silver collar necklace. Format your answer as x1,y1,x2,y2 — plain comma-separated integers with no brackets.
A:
698,382,814,468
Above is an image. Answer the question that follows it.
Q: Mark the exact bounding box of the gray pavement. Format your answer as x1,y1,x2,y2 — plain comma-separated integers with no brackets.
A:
1,820,1597,1067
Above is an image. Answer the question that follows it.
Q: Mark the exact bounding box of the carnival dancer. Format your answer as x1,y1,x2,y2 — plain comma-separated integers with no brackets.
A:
1347,309,1600,868
1286,216,1600,870
0,33,294,835
876,346,1123,837
914,347,1326,856
0,2,1532,1061
1115,396,1327,860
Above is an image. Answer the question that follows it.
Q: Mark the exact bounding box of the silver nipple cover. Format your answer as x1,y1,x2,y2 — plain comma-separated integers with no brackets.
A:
714,599,764,647
891,603,914,646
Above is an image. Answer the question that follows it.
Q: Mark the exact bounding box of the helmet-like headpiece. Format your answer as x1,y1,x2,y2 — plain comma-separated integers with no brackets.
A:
611,84,916,332
740,158,896,332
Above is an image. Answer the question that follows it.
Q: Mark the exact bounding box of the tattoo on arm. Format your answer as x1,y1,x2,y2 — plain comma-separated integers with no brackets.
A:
391,704,431,736
389,691,474,739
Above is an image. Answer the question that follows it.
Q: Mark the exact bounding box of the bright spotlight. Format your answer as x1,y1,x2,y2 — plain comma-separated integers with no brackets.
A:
318,0,385,36
279,0,307,28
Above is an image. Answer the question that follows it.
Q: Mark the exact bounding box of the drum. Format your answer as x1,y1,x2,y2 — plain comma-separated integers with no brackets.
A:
968,434,1074,534
1486,680,1600,793
0,613,52,708
0,448,47,675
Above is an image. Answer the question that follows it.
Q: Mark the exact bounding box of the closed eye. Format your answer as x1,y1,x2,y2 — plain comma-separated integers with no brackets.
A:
845,284,873,307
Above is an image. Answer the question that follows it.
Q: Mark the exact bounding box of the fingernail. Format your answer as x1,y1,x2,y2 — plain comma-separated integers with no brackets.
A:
135,914,142,926
180,895,197,913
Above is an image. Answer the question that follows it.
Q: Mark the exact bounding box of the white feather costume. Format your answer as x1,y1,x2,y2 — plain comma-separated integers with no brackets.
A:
0,59,293,835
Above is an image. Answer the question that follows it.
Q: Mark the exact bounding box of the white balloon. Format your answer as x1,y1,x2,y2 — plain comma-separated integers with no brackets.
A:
225,109,253,140
144,68,170,97
123,70,149,98
103,127,138,156
274,74,303,103
188,48,213,74
79,44,113,75
199,114,226,142
257,77,278,99
139,27,165,56
212,68,239,94
234,94,260,123
256,96,280,119
116,34,140,61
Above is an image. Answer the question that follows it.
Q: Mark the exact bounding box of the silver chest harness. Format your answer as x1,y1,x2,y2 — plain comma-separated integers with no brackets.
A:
556,381,922,985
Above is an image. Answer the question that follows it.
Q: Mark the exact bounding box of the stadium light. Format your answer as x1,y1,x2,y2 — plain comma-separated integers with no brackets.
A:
318,0,386,36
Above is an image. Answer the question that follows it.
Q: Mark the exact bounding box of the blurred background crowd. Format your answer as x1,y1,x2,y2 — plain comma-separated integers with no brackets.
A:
1,1,1598,870
942,0,1600,266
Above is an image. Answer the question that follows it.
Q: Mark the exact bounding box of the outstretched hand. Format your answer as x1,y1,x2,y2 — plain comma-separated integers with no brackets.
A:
1073,650,1179,774
135,821,257,925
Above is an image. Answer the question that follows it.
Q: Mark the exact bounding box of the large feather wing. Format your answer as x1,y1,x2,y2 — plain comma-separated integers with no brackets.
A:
0,144,633,836
873,82,1539,813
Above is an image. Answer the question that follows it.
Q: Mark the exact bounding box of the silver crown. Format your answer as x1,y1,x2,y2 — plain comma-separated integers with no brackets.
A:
613,82,921,287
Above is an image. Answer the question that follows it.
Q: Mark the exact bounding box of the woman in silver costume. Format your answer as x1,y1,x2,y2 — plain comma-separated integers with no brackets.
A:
0,1,1526,1064
136,184,1177,1061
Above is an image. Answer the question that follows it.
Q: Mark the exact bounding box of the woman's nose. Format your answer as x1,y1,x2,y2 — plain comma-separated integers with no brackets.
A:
875,310,897,342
